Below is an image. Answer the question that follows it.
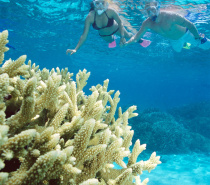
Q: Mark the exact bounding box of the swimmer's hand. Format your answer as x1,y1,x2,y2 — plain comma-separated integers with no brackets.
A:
66,49,77,55
119,37,126,47
120,41,128,47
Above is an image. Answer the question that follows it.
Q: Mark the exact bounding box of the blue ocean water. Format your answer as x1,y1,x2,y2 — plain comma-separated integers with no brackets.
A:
1,0,210,184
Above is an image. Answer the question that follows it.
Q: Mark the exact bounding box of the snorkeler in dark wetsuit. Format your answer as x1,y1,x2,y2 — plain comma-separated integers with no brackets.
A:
66,0,151,55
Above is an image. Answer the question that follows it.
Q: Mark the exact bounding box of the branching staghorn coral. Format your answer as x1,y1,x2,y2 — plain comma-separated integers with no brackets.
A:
0,30,161,185
0,31,9,65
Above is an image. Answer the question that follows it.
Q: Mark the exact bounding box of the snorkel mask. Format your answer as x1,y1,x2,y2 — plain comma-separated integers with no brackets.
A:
93,0,109,15
144,1,160,22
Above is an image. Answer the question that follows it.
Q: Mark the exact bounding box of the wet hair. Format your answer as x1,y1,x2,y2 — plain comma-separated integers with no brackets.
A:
89,1,94,12
144,1,159,10
144,1,158,7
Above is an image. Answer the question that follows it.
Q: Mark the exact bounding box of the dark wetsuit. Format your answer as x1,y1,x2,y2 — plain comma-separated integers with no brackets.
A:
92,11,119,37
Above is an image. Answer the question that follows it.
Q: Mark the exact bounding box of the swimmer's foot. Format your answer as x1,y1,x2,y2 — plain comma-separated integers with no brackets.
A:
199,34,210,50
138,39,151,48
201,37,207,44
108,39,116,48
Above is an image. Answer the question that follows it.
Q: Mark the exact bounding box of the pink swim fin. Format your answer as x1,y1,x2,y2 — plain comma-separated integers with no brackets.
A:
108,40,116,48
139,39,151,48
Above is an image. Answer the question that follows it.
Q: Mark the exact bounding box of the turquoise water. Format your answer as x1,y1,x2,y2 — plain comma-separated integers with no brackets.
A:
1,0,210,184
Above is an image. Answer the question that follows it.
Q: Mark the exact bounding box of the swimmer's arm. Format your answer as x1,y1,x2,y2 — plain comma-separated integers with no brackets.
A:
111,9,124,38
75,15,92,51
173,13,200,39
125,20,148,45
72,15,92,53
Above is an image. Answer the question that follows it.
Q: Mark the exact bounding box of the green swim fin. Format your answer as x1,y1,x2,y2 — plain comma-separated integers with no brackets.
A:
183,42,191,49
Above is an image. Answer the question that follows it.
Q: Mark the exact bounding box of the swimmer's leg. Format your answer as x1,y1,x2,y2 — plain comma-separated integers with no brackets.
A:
116,28,151,47
122,28,151,47
123,28,133,39
101,35,114,43
115,27,132,39
100,35,116,48
184,32,210,50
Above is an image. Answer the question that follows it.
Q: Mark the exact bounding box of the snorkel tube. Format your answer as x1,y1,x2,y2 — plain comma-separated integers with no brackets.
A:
144,1,160,22
93,0,109,15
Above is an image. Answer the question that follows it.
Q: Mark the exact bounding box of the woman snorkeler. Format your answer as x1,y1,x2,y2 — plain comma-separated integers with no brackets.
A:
66,0,151,55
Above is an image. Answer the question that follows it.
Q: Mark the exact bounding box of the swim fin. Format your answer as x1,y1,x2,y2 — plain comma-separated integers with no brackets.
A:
108,39,116,48
183,42,191,49
138,39,151,48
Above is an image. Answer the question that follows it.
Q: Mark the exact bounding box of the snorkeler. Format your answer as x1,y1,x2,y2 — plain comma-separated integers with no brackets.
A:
123,0,210,52
66,0,151,55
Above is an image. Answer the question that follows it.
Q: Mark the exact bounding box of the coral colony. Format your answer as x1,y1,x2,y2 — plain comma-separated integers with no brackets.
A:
0,30,161,185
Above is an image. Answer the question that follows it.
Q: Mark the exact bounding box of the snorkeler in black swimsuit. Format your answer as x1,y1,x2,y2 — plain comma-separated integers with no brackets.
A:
92,11,119,37
66,0,151,55
66,0,129,54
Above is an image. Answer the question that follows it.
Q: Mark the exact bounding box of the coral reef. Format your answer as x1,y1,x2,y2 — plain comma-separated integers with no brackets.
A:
169,102,210,139
131,108,210,154
0,30,161,185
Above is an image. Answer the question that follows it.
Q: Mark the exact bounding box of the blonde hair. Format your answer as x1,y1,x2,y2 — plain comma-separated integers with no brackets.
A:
108,0,138,34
